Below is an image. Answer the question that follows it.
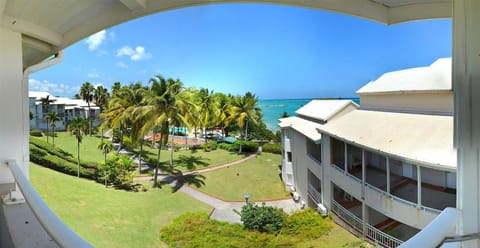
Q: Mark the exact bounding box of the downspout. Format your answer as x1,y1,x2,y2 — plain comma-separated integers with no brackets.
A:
22,51,64,179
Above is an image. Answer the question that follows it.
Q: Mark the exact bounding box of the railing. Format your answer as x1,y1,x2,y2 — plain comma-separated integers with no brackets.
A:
331,200,363,233
331,163,345,173
332,200,404,248
346,172,362,184
420,205,442,215
5,160,93,248
366,223,403,248
390,193,418,208
307,184,321,204
366,183,385,195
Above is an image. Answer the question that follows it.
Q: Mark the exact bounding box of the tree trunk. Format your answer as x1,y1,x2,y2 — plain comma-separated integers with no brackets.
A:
153,139,163,188
88,103,92,136
104,153,107,187
170,126,175,170
52,126,55,148
77,141,80,177
46,121,49,144
138,140,143,174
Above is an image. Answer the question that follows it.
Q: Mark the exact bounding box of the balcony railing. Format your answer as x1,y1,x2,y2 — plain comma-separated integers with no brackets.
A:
4,160,93,248
366,223,403,248
332,200,404,248
331,200,363,233
307,184,321,204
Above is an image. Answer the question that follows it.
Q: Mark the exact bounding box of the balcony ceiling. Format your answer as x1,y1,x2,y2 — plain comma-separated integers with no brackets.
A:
0,0,452,68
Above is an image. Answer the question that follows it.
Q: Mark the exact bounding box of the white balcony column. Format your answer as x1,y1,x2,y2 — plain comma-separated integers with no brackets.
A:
362,149,366,197
453,0,480,247
362,202,368,238
344,142,348,174
321,135,332,209
0,26,28,202
386,157,390,194
417,165,421,208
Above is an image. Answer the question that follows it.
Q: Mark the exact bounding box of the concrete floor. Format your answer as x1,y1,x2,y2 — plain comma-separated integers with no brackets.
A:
0,202,58,248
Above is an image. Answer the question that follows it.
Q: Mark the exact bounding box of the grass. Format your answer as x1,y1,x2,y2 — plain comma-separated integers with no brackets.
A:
193,153,290,201
30,163,212,248
297,223,371,247
33,132,246,172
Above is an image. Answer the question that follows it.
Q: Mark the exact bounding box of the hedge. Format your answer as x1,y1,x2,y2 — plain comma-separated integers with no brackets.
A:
30,137,99,169
217,140,258,153
30,129,43,137
30,144,96,179
262,143,281,154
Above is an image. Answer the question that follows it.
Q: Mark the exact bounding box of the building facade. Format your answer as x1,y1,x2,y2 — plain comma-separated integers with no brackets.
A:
280,58,456,247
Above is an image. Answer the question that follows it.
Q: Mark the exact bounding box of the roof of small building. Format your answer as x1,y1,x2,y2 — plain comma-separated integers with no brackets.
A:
29,91,56,100
356,58,451,95
316,109,456,170
279,116,322,143
295,100,358,122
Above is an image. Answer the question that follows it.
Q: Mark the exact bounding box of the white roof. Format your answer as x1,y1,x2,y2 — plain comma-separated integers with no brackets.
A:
317,110,456,170
279,117,322,143
29,91,56,101
356,58,452,95
296,100,358,122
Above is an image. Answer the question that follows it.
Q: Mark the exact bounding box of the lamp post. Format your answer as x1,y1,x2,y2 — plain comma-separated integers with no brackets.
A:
243,193,250,204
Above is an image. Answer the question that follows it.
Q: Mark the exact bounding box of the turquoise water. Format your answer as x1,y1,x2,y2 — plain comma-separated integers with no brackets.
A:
259,98,359,131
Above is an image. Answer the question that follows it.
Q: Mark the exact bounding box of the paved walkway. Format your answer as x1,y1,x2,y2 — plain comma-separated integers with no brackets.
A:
134,152,301,223
179,185,301,224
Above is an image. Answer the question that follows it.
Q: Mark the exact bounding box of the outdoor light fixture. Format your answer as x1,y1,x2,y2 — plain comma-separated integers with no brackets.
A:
243,193,250,203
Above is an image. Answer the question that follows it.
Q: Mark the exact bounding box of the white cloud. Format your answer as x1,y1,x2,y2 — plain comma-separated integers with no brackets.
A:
116,61,128,69
116,46,152,61
87,73,100,78
86,30,107,51
29,78,80,97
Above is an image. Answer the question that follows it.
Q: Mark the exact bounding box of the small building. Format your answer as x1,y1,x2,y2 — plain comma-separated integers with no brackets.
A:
29,91,101,131
280,58,455,247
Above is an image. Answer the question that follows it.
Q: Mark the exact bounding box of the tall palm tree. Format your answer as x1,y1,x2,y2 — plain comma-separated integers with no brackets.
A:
229,92,261,153
80,82,95,136
40,95,55,141
137,75,192,186
68,117,87,177
45,112,60,147
94,85,110,113
197,88,214,141
97,140,113,187
214,93,232,137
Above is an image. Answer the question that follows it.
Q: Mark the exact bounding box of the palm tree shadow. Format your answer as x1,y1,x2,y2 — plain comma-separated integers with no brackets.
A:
160,171,206,193
174,155,210,171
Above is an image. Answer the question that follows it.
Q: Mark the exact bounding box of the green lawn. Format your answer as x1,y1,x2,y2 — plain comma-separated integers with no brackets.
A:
193,153,290,201
30,163,212,248
298,223,371,247
32,132,246,172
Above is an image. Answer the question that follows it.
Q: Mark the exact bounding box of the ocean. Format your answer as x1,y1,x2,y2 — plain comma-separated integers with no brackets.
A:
259,98,360,131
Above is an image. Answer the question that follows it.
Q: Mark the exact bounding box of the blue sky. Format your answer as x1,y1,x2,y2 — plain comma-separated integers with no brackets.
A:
30,3,452,100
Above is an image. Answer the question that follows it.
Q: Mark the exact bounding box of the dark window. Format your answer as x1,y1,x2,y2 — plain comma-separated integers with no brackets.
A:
306,138,322,163
287,152,292,163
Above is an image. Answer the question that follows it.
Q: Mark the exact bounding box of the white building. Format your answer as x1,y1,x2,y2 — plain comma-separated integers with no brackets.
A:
280,58,456,246
29,91,101,131
0,1,479,247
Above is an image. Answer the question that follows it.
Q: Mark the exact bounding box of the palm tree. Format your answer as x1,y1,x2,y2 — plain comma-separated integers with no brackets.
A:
45,112,60,147
229,92,260,153
137,76,192,187
94,85,110,113
97,140,113,187
214,93,232,137
40,95,55,142
197,88,214,141
68,117,87,177
80,82,95,136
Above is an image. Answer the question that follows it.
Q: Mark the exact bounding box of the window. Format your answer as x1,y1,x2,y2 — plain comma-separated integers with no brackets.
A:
287,152,292,163
306,138,322,163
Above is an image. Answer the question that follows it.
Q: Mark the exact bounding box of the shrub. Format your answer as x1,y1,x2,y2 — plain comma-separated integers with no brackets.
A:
262,143,282,154
122,136,135,152
30,138,99,169
240,203,286,234
44,131,57,137
30,129,43,137
100,155,136,189
160,212,288,247
202,140,217,151
282,208,333,240
30,144,95,179
217,141,259,153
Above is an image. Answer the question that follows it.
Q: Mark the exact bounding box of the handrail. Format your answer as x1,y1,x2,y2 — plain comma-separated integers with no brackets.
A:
307,184,321,203
398,207,460,248
5,160,93,248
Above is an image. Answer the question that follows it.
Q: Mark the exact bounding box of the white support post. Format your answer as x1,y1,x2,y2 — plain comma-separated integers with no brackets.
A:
344,142,348,174
362,149,366,198
321,135,332,209
386,157,390,194
417,165,421,208
453,1,480,247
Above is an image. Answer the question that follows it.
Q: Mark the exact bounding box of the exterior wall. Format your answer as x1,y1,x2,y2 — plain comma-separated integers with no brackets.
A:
0,27,28,183
289,129,322,206
281,128,294,185
359,92,453,114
